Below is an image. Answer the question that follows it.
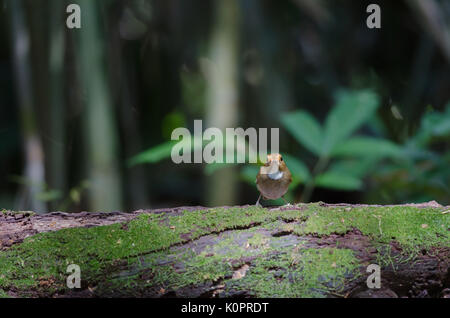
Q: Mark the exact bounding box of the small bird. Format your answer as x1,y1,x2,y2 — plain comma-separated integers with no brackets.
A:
256,153,292,206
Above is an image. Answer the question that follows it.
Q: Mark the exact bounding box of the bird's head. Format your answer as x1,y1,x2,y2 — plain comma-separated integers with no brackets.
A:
260,153,287,175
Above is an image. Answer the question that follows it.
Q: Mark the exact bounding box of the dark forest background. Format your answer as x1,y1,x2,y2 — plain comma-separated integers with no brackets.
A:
0,0,449,213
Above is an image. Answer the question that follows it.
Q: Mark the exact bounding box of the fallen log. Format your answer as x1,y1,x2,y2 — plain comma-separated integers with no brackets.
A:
0,202,449,298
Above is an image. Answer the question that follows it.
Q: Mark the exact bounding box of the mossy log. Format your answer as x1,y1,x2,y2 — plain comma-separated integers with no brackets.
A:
0,202,449,298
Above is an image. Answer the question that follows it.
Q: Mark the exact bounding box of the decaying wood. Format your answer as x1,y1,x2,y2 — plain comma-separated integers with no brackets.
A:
0,203,449,298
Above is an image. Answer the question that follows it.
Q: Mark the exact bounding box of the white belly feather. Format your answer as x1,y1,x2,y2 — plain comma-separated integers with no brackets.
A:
268,171,283,180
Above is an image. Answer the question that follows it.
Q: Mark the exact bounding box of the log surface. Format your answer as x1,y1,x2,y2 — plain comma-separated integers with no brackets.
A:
0,202,449,298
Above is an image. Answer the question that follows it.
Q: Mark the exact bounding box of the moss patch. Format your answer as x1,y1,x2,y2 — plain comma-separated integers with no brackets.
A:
96,231,358,297
229,247,360,297
0,206,283,294
0,204,448,297
1,210,35,216
295,205,449,253
0,289,10,298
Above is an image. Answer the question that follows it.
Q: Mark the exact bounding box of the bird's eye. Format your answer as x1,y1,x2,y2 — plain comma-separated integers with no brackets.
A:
280,157,283,161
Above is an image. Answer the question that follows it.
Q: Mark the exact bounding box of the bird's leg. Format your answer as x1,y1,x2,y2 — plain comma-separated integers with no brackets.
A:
255,194,262,207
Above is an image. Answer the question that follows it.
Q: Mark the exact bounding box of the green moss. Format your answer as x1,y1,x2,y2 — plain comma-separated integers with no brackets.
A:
0,206,283,294
229,247,360,297
152,231,273,289
95,227,290,294
96,232,359,297
295,205,449,252
0,204,448,297
115,227,350,296
0,289,10,298
247,233,269,248
0,210,35,216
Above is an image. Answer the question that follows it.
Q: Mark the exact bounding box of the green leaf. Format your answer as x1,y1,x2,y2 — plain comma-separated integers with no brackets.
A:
414,103,450,146
283,153,311,183
328,158,377,178
315,171,363,191
323,89,380,154
331,137,402,159
280,111,323,155
127,141,176,167
127,136,205,167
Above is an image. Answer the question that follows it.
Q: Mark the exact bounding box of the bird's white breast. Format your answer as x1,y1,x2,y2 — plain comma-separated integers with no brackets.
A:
268,171,283,180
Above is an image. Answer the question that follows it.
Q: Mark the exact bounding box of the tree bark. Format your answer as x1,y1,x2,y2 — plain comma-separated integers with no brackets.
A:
0,202,448,298
205,0,241,207
74,0,123,212
9,0,47,213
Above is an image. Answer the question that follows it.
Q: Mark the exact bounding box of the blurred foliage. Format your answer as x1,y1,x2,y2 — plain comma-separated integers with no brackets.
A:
368,103,450,204
9,175,90,211
134,89,450,205
243,89,403,203
1,0,450,211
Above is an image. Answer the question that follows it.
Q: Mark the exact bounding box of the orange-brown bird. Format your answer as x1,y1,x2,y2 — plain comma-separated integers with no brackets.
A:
256,153,292,206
